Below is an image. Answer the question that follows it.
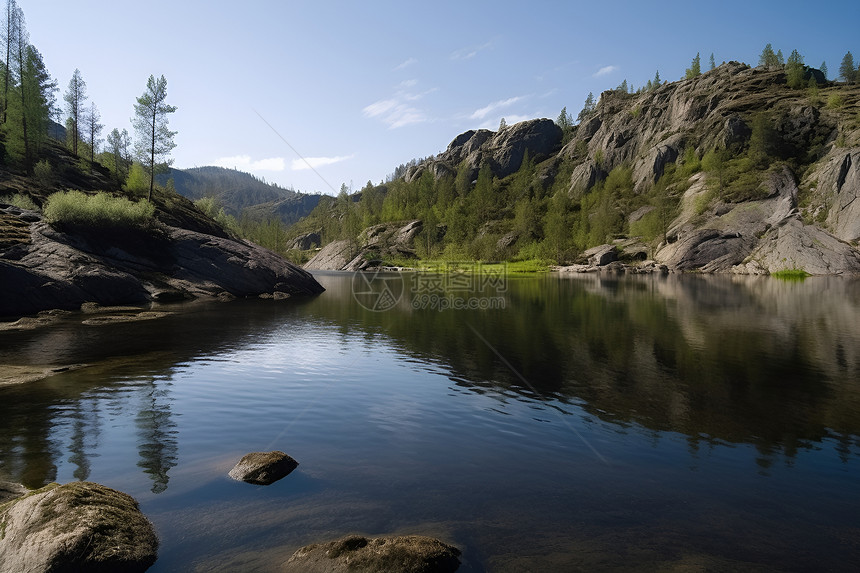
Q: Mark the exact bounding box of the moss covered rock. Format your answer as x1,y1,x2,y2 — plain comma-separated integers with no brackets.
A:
284,534,461,573
0,481,158,572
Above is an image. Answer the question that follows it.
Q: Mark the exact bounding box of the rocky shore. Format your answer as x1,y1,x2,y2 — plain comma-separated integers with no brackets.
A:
0,204,324,320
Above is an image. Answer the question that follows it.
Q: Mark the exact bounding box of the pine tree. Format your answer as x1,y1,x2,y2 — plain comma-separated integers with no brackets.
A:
1,0,20,127
653,70,661,87
839,52,856,83
785,49,805,89
556,106,572,131
2,3,55,169
63,69,86,157
820,61,828,80
133,74,177,200
776,49,785,66
709,52,716,71
577,92,596,123
685,53,701,79
498,117,506,130
84,101,102,164
759,43,778,69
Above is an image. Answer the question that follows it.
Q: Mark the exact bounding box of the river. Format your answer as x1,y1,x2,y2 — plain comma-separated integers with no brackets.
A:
1,270,859,571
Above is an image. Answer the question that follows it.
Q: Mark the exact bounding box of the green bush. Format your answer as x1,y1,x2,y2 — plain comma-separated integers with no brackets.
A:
826,93,843,109
33,159,53,186
44,190,155,229
0,193,39,211
771,268,810,281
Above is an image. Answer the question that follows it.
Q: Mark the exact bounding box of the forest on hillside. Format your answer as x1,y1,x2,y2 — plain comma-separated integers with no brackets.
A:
280,45,860,266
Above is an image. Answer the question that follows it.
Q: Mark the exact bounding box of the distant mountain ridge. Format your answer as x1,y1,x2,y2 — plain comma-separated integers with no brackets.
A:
159,166,322,225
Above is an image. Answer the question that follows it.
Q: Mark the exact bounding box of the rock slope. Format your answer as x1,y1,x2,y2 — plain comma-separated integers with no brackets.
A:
0,205,324,319
328,62,860,275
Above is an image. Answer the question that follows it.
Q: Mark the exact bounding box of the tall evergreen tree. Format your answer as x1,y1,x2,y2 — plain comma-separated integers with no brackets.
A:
577,92,596,123
759,43,778,69
106,127,131,182
775,49,785,66
133,74,177,200
709,52,716,71
63,69,86,156
839,52,856,83
556,106,573,131
84,101,102,163
685,52,701,79
785,49,805,89
653,70,661,87
820,61,828,80
1,0,20,127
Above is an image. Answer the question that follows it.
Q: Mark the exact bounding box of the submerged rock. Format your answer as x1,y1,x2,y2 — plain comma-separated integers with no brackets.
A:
0,481,158,573
228,451,298,485
284,534,461,573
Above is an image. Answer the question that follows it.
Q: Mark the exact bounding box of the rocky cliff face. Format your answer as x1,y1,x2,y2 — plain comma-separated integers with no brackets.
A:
304,220,422,271
405,118,564,183
0,205,324,319
377,62,860,275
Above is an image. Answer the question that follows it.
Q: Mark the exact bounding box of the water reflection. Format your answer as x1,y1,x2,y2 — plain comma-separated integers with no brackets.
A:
307,271,860,467
1,273,859,491
135,378,178,494
0,302,309,489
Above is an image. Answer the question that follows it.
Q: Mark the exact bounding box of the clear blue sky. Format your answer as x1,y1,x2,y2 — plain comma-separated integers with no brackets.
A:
20,0,860,195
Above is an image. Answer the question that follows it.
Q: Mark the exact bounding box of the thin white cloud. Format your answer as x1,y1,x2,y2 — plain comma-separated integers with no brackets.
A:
594,65,618,77
478,114,533,131
213,155,285,171
291,155,354,171
470,96,525,120
394,57,418,71
450,41,492,60
362,81,433,129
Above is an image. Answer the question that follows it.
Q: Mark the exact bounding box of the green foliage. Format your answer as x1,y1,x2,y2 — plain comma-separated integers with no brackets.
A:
239,216,287,252
785,49,805,89
826,93,844,109
685,52,701,79
716,156,768,203
807,78,821,105
44,190,155,229
3,45,57,169
0,192,38,210
194,196,239,234
709,53,716,71
124,162,150,196
133,74,177,200
748,112,777,168
577,92,596,123
702,147,727,199
759,43,780,69
594,149,604,168
556,106,574,143
677,146,701,178
839,52,856,83
820,61,828,81
33,158,52,186
771,268,810,281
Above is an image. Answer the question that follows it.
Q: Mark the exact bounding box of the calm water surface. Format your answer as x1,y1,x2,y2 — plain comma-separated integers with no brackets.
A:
1,272,859,571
